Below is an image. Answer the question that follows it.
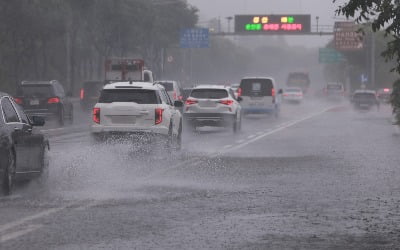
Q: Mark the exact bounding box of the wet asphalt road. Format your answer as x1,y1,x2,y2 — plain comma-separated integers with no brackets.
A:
0,98,399,249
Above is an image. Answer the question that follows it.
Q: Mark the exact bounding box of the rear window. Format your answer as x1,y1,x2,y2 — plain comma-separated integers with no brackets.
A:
240,79,273,97
327,84,343,90
83,82,104,97
353,93,376,100
99,89,159,104
18,85,54,97
285,88,301,93
190,89,228,99
157,82,174,91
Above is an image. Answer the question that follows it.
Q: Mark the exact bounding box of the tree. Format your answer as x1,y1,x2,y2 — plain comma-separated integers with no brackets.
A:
335,0,400,121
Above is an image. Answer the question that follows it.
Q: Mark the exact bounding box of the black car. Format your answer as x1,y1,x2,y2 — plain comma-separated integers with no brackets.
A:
0,92,49,195
14,80,73,126
351,90,380,111
80,81,104,111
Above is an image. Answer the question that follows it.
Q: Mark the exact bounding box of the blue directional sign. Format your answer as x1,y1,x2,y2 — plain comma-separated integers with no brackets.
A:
180,28,209,48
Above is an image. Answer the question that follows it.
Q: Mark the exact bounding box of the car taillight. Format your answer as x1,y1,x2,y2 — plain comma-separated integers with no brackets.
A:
178,95,183,101
47,97,60,104
185,99,198,105
93,108,100,124
237,87,242,97
173,92,177,100
219,99,234,105
271,88,275,97
14,97,23,105
155,108,164,125
80,88,84,100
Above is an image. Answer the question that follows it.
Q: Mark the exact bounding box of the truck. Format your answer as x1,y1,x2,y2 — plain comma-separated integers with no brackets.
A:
105,58,154,83
286,72,310,93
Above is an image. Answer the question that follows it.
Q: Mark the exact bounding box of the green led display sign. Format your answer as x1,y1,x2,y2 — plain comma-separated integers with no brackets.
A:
235,15,311,34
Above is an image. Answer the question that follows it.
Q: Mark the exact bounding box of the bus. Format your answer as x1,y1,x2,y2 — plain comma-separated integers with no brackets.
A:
286,72,310,93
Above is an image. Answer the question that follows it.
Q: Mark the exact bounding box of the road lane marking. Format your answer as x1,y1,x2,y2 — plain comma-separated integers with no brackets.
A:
0,206,68,234
235,139,245,144
146,105,337,178
247,135,256,139
218,106,335,155
223,145,233,149
0,224,43,243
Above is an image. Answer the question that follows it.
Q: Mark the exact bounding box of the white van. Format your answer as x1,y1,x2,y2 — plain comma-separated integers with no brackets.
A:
238,77,282,116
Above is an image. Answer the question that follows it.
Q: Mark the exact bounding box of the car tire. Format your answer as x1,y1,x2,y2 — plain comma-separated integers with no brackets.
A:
176,121,182,150
233,114,240,133
2,150,15,196
58,107,65,127
67,106,74,125
37,146,49,186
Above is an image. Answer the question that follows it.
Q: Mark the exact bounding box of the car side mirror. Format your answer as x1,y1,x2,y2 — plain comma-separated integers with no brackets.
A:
30,116,45,126
174,100,183,108
237,96,243,102
278,89,283,94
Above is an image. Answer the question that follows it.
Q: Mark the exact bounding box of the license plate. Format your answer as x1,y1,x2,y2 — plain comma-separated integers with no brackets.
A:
250,102,263,107
111,116,136,124
30,99,39,105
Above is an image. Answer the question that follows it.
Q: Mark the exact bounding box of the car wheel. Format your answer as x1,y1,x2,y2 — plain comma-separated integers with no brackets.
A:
58,107,65,126
233,114,239,133
2,150,15,196
36,146,49,187
67,106,74,125
175,121,182,151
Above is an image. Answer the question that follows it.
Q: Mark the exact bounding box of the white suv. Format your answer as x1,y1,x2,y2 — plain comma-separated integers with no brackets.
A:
91,81,183,149
183,85,242,132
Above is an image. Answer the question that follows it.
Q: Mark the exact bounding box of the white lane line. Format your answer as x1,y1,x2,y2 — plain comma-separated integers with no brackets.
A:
0,224,43,243
40,127,65,132
0,207,65,234
223,144,233,149
73,200,103,211
0,201,82,234
218,106,334,155
146,106,336,178
256,131,264,135
247,134,256,139
235,139,245,144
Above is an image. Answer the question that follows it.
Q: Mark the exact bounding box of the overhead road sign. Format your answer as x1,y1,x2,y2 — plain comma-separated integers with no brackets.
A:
234,15,311,34
334,22,363,51
180,28,209,48
319,48,346,63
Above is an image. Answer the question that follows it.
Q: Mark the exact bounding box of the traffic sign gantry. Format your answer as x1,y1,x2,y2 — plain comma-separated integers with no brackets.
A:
319,48,346,63
180,28,209,48
234,14,311,34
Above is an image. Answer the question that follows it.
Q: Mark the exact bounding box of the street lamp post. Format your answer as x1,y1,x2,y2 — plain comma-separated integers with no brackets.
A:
226,16,233,33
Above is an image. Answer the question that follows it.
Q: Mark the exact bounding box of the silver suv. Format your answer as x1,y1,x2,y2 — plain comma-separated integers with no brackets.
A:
183,85,242,133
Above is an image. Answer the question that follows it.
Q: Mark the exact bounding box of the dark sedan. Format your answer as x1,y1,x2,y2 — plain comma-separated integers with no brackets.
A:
0,92,49,195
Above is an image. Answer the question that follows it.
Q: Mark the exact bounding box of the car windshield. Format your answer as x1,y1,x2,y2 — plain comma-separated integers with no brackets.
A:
240,79,273,97
327,84,342,90
285,88,301,93
157,82,174,91
18,85,53,97
190,89,228,99
99,89,159,104
353,93,376,100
